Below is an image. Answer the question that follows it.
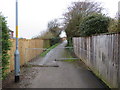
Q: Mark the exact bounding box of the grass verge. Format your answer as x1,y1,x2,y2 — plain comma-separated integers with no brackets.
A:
40,43,59,57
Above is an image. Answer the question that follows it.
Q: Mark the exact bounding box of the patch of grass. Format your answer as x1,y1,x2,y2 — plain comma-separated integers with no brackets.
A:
63,59,79,62
40,43,59,57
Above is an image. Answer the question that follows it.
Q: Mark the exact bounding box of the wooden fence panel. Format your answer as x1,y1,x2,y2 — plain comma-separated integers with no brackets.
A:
8,39,44,72
73,33,120,88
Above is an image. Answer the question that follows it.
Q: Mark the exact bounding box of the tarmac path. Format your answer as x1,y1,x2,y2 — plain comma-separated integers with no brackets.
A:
2,41,108,88
28,41,107,88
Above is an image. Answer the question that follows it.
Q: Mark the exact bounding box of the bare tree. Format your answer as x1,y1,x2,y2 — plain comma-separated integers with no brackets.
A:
63,0,103,46
63,0,103,24
47,19,62,37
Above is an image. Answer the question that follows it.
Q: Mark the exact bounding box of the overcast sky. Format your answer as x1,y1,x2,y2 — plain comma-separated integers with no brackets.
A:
0,0,119,39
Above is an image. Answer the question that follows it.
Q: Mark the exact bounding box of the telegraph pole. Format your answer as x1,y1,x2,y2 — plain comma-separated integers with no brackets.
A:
14,0,20,82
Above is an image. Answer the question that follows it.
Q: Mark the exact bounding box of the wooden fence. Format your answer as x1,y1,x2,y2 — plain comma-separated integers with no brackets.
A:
7,39,44,72
73,33,120,88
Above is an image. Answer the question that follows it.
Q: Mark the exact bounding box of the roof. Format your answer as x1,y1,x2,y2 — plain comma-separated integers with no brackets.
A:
8,29,14,32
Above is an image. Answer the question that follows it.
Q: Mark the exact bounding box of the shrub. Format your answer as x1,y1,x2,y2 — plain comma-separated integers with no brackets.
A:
79,14,110,36
50,37,61,46
108,18,118,33
0,14,11,79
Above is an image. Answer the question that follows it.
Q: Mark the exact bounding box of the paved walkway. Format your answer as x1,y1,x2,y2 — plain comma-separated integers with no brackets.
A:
2,41,109,88
28,41,107,88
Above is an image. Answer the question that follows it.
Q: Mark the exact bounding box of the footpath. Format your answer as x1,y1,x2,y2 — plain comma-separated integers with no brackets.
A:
3,41,108,88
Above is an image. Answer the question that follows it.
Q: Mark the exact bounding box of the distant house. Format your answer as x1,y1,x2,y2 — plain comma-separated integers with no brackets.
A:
9,29,14,38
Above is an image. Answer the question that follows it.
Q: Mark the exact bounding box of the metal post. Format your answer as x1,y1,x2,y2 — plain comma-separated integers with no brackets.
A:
14,0,20,82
